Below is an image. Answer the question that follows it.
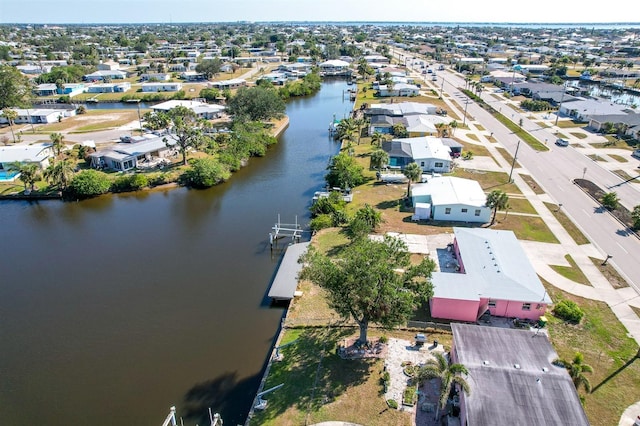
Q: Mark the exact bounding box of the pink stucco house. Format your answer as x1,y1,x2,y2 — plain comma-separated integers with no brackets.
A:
429,228,551,322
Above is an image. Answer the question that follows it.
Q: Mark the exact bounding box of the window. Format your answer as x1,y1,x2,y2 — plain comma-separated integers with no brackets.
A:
420,161,425,167
522,303,531,311
474,209,481,216
461,208,468,213
434,162,443,168
488,300,497,308
445,208,451,214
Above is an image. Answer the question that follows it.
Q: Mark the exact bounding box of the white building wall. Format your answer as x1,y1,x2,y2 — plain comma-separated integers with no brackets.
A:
432,204,491,223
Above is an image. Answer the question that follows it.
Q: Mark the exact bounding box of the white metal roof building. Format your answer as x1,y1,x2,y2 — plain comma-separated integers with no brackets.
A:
410,177,490,223
430,228,551,322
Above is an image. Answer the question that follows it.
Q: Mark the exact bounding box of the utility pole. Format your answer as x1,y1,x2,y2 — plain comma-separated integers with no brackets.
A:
439,77,445,99
462,98,470,126
555,83,567,126
508,140,521,182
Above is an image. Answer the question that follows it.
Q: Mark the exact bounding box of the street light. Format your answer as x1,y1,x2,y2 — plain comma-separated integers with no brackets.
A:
602,254,613,266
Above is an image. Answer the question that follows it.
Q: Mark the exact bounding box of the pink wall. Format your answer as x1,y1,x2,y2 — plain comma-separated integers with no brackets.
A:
430,297,479,322
484,298,547,320
453,239,465,273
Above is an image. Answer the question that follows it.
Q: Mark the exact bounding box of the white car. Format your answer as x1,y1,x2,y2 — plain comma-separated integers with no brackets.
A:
555,138,569,147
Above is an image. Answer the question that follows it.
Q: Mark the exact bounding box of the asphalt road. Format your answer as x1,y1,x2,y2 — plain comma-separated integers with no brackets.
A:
436,68,640,292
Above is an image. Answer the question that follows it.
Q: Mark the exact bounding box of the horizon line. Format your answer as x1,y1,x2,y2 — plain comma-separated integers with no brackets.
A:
2,20,640,26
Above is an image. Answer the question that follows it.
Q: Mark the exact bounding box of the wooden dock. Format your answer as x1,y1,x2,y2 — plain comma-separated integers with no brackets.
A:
267,242,311,301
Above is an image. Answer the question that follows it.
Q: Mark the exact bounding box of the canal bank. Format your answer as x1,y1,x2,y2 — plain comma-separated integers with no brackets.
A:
0,80,351,426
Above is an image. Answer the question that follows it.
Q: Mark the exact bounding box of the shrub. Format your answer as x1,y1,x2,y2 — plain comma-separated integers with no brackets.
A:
67,169,112,199
310,214,334,231
378,335,388,344
386,399,398,409
181,157,230,188
111,173,149,192
553,300,585,323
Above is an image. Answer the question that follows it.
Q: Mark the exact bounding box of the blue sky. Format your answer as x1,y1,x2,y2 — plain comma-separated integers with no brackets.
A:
0,0,635,24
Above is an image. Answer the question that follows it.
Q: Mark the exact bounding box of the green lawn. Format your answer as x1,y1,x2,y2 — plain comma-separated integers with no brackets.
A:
608,154,629,163
542,278,640,426
550,254,592,285
544,202,590,245
492,215,559,243
451,169,522,194
519,174,545,195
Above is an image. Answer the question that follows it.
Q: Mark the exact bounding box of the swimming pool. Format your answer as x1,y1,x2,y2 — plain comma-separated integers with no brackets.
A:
0,170,20,182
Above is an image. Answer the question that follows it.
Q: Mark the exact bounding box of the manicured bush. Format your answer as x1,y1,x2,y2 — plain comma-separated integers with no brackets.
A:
67,169,112,199
553,300,585,323
386,399,398,409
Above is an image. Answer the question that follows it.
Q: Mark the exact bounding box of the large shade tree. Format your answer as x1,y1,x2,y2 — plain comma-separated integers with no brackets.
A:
227,86,285,122
299,235,435,345
325,151,365,189
163,106,205,165
0,65,33,109
417,353,471,420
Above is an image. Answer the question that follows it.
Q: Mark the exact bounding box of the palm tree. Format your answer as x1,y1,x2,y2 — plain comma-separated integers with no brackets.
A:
449,120,458,136
44,159,75,191
10,162,40,192
403,162,422,197
555,352,593,393
485,189,509,225
435,122,447,138
417,352,471,420
371,131,386,148
2,108,18,143
370,149,389,176
49,132,65,157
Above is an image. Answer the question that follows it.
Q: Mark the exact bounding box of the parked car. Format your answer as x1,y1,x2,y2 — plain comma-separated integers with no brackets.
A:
555,138,569,147
632,149,640,159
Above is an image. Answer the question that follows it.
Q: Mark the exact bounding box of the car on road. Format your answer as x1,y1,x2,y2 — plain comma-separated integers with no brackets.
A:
555,138,569,147
632,149,640,159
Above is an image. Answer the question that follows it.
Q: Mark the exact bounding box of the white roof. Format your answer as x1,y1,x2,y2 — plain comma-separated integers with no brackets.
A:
152,100,211,111
320,59,350,67
418,176,487,207
0,143,52,163
405,115,437,133
432,228,551,304
401,136,451,162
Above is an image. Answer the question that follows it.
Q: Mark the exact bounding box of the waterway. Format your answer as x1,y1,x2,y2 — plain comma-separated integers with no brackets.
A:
0,79,352,426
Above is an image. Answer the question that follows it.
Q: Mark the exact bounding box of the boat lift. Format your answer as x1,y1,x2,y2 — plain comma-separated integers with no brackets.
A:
161,406,177,426
269,215,302,249
273,339,298,362
254,383,285,410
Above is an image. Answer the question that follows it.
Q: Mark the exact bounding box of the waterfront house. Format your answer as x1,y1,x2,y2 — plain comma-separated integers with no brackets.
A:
430,228,551,322
89,135,177,171
209,78,247,90
34,83,58,97
0,142,54,170
141,82,183,92
87,82,131,93
151,100,225,119
382,136,452,172
319,59,351,76
410,176,490,223
83,70,127,81
378,83,420,97
450,323,589,426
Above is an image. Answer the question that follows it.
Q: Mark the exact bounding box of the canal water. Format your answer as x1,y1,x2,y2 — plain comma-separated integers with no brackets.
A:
0,79,352,426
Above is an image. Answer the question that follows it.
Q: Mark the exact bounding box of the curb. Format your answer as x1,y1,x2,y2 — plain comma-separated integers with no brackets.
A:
572,179,640,240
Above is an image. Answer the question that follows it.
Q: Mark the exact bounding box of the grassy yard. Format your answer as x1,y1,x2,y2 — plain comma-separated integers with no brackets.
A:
588,257,629,289
451,168,522,194
519,173,545,195
557,120,587,129
542,279,640,426
608,154,629,163
550,254,592,285
456,140,492,158
505,196,537,214
491,214,559,243
587,154,607,162
36,110,146,133
544,202,590,245
495,146,519,168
